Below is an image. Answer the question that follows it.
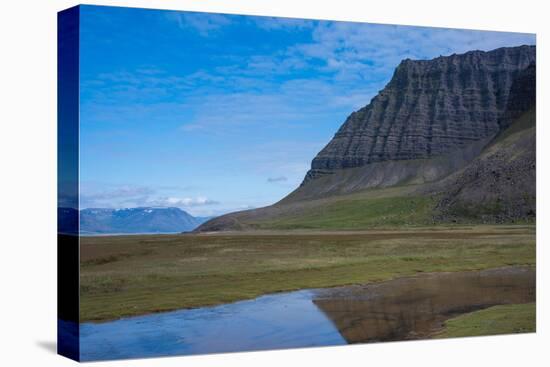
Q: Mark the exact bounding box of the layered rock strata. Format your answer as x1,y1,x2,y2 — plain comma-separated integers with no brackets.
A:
303,45,535,185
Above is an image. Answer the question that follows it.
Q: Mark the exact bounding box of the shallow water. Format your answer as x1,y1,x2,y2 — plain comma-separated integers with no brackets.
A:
79,289,346,361
79,266,535,361
314,266,535,343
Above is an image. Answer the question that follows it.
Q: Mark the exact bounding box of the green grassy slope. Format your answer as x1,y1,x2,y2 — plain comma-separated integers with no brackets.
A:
255,191,435,230
197,185,442,232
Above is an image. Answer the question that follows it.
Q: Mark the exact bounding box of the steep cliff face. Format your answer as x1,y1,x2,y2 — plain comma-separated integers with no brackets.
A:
432,63,536,222
282,136,491,203
304,45,535,184
499,62,536,129
431,109,535,222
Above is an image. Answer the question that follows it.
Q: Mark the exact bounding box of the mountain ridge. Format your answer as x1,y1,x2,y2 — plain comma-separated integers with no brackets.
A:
59,206,211,234
303,45,535,187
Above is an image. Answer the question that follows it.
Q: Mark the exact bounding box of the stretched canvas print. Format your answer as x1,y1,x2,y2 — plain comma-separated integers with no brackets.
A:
58,4,536,362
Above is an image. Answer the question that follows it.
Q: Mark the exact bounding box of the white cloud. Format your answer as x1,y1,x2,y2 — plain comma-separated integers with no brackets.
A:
81,17,535,217
175,22,535,139
80,183,219,210
251,16,316,31
149,196,219,207
288,22,535,83
80,185,155,206
267,176,288,183
177,78,376,136
166,11,232,36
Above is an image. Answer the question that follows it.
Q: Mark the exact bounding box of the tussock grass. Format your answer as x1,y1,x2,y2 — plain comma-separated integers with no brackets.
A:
80,226,535,322
436,303,536,338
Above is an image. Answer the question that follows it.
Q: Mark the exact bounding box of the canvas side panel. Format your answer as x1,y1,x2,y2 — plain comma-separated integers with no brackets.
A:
57,5,80,362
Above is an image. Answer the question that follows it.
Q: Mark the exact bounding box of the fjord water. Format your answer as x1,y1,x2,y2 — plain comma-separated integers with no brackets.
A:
80,267,534,361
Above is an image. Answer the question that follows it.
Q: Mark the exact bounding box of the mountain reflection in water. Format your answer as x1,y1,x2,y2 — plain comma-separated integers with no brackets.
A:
312,267,535,343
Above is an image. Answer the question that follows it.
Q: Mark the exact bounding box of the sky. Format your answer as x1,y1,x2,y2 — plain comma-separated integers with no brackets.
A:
78,5,535,216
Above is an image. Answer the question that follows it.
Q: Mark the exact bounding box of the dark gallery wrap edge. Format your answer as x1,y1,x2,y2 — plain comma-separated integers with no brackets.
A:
57,5,80,362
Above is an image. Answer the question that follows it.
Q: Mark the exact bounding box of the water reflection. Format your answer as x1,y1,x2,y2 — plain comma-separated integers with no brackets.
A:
313,267,535,343
80,266,534,361
80,289,345,361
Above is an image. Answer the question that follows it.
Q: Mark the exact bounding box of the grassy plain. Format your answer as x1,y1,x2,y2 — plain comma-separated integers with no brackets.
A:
80,225,535,322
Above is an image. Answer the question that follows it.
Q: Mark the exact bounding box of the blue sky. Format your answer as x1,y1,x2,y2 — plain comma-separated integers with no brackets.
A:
78,5,535,216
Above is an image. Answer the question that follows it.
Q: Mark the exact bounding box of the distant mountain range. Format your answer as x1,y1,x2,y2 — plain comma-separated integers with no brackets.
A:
58,207,211,235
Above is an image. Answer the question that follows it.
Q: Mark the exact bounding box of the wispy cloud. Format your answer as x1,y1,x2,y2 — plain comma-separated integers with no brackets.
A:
81,9,535,218
177,78,377,138
283,22,536,85
147,196,219,207
174,22,534,138
267,176,288,183
81,185,155,205
251,16,316,31
80,183,219,211
84,20,534,137
166,11,232,36
302,22,533,79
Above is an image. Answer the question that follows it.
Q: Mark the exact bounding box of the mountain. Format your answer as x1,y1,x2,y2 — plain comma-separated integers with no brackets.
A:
196,45,535,232
291,45,535,200
75,207,209,234
304,46,535,180
430,63,536,222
